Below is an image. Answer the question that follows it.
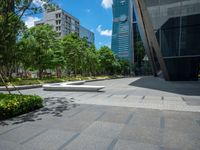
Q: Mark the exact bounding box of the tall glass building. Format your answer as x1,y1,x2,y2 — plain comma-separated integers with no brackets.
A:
111,0,134,63
133,0,200,80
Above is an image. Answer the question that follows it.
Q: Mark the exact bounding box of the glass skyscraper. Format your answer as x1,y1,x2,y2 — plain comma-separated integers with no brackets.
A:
133,0,200,80
111,0,134,63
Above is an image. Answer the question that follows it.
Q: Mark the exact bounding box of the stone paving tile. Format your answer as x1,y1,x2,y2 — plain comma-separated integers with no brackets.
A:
163,98,186,105
135,108,163,117
55,119,92,133
113,139,160,150
143,99,163,105
91,105,136,113
98,112,132,124
0,124,23,134
164,118,200,134
164,96,183,101
32,117,92,133
63,134,114,150
88,94,111,100
128,114,161,128
144,96,162,101
106,95,126,102
0,139,39,150
162,130,200,150
124,96,143,103
82,121,124,139
77,99,200,112
119,125,162,145
182,96,200,106
0,124,46,144
69,109,104,122
23,129,78,150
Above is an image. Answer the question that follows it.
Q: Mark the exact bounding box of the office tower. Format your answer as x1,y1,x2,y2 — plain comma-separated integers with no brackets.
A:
133,0,200,80
111,0,134,63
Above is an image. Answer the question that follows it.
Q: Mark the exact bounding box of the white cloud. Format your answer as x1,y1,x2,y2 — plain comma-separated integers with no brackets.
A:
32,0,45,7
25,16,40,28
97,25,112,37
99,42,102,45
101,0,113,9
86,9,91,13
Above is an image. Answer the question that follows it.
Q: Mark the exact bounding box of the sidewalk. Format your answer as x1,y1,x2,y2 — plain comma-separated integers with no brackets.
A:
0,77,200,150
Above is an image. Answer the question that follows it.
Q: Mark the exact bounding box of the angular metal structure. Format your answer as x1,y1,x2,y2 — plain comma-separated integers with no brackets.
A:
133,0,200,81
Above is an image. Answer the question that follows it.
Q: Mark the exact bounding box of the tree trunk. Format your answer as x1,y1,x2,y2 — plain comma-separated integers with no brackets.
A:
56,67,62,78
38,69,43,79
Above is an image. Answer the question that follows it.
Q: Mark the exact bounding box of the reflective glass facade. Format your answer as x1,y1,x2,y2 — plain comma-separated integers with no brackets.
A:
111,0,134,62
80,25,95,44
134,0,200,80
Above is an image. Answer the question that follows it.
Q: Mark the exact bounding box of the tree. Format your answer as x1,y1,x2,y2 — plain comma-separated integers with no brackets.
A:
18,24,62,78
135,40,145,67
86,44,99,76
62,33,81,76
62,34,99,76
98,46,117,75
50,40,65,78
133,35,152,76
119,59,130,75
0,0,54,76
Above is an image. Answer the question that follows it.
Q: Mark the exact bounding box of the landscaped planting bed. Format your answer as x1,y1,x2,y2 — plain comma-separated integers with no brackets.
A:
0,94,43,120
0,76,113,86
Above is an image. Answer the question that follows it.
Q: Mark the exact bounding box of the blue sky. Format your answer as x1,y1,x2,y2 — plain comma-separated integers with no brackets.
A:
25,0,113,49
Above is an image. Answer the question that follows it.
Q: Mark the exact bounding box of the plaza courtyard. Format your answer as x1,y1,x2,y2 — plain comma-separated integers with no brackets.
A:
0,76,200,150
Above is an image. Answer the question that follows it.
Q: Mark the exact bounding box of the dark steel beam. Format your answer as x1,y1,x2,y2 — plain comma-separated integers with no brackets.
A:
133,0,170,80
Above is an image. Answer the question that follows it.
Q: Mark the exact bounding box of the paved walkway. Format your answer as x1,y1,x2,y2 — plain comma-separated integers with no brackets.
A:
0,77,200,150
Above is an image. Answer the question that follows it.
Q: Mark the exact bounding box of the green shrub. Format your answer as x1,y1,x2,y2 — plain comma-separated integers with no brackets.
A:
0,75,114,86
0,94,43,120
12,79,41,85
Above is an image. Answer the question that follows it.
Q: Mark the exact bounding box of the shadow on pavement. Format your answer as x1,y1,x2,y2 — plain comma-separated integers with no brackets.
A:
129,76,200,96
0,97,80,126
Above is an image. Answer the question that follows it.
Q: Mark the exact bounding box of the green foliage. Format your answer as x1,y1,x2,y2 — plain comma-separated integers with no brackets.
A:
62,34,99,76
133,34,152,76
0,76,113,86
0,94,43,120
135,40,145,66
0,0,53,76
118,59,130,75
17,24,64,78
98,46,119,75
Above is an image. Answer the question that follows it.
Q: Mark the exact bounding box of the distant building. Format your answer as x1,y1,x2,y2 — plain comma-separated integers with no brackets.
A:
111,0,134,63
79,25,95,44
35,9,79,37
35,8,94,44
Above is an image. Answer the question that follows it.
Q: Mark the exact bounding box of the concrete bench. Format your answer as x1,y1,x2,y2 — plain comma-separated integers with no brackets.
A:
60,81,85,85
43,84,104,92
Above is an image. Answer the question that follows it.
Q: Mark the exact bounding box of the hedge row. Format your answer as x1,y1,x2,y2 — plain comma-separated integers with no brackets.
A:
0,76,111,86
0,94,43,120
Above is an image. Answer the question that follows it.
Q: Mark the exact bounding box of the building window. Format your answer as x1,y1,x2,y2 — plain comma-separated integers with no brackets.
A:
56,20,61,25
71,19,75,24
56,13,61,19
120,0,125,5
56,26,61,31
